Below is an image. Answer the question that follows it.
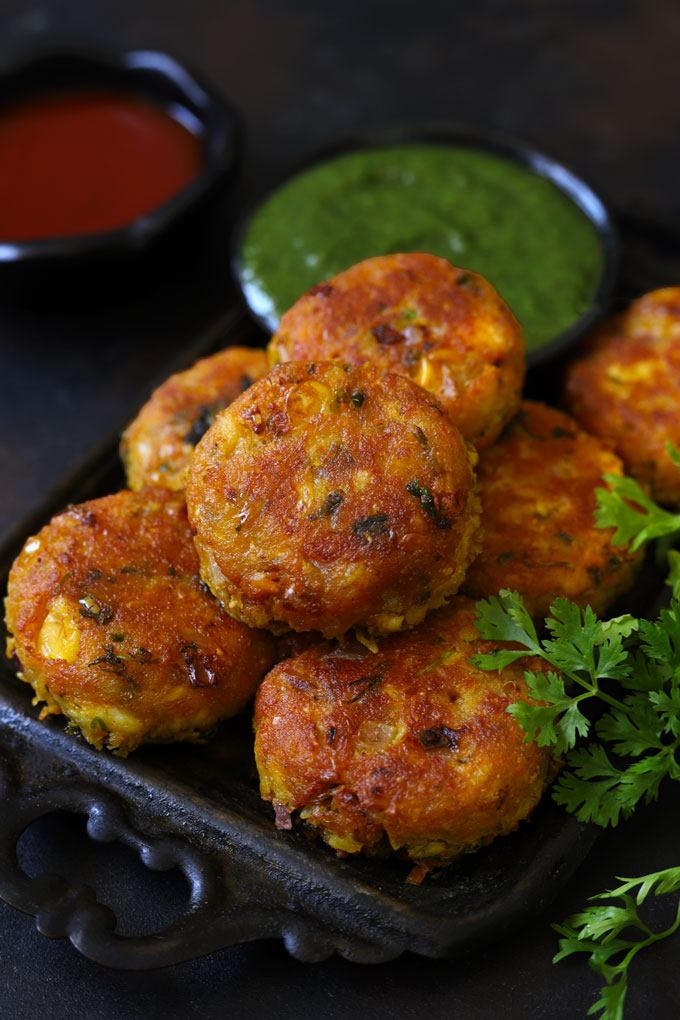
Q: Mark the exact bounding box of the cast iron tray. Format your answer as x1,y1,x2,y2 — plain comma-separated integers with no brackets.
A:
0,216,677,969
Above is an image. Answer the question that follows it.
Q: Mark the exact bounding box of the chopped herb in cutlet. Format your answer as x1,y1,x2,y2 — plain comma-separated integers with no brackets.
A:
351,514,389,540
407,479,438,518
347,673,384,703
308,490,344,520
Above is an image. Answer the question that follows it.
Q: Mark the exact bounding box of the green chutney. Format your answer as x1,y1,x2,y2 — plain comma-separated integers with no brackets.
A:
238,144,604,353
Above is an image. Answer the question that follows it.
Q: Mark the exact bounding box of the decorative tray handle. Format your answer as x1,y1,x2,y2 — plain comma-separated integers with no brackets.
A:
0,750,343,967
0,682,599,969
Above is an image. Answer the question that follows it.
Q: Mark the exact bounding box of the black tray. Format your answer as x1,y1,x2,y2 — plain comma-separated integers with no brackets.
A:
0,216,676,970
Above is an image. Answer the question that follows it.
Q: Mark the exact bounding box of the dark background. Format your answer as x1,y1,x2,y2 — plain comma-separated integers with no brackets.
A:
1,2,679,1018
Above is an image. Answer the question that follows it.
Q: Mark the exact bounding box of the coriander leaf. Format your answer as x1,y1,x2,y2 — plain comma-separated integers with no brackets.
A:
552,744,632,826
552,923,602,961
595,474,680,549
610,866,680,902
543,601,635,682
543,599,601,674
470,509,680,1019
639,600,680,670
612,650,665,692
595,694,667,755
473,590,541,654
597,615,640,640
471,646,530,672
666,549,680,598
594,636,636,683
555,745,672,825
616,753,670,807
560,899,643,942
667,441,680,470
553,867,680,1020
588,979,628,1020
508,669,591,753
647,688,680,738
474,590,680,836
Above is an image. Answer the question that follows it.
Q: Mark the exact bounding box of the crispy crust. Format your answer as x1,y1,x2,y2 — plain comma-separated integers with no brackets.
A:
563,287,680,508
4,488,276,754
463,401,643,618
187,361,482,639
254,596,552,861
268,253,525,449
121,346,270,491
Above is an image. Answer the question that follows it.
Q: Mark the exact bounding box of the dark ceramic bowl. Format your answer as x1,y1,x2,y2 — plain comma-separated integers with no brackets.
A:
0,48,242,267
232,126,619,368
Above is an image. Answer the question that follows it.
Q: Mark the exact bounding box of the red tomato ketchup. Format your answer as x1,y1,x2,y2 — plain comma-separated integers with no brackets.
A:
0,91,203,240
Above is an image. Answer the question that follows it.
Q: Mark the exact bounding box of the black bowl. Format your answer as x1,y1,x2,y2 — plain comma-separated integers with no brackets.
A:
0,47,242,269
231,125,620,368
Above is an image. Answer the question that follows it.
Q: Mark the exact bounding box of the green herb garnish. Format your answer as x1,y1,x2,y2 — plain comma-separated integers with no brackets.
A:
472,445,680,1019
407,479,450,530
407,478,438,519
666,549,680,598
473,590,680,821
474,588,680,1018
346,673,384,703
594,444,680,552
553,869,680,1020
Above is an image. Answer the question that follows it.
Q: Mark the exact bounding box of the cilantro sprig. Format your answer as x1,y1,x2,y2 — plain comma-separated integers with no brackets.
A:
473,589,680,1018
553,869,680,1020
471,440,680,1018
594,442,680,551
473,591,680,825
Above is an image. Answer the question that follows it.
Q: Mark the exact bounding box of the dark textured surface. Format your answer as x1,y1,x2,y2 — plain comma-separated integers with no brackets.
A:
1,1,680,1017
2,783,679,1020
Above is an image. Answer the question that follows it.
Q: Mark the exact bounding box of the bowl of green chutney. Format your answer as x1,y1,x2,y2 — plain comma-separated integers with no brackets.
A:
232,127,619,367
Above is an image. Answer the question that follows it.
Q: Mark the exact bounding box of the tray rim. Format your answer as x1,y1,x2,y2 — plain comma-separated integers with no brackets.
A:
0,664,599,968
0,363,596,969
0,212,677,968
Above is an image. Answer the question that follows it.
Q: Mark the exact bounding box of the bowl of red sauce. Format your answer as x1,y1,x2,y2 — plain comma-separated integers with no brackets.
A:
0,48,241,267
